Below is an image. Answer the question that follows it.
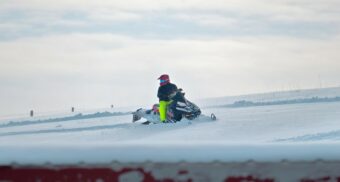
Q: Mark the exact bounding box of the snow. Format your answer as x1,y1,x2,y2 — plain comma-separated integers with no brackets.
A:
1,87,340,165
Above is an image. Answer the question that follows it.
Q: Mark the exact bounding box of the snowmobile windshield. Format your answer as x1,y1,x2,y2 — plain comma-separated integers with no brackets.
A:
172,91,186,103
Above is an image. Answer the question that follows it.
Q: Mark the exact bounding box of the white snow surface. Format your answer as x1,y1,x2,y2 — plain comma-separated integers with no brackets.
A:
1,87,340,165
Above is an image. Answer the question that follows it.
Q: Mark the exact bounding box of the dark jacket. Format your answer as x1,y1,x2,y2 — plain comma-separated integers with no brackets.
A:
157,83,178,101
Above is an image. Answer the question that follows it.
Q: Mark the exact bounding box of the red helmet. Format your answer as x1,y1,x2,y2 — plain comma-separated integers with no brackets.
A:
158,74,170,86
158,74,169,80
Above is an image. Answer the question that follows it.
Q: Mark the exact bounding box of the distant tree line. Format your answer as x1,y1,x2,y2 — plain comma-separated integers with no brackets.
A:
223,96,340,108
1,111,130,128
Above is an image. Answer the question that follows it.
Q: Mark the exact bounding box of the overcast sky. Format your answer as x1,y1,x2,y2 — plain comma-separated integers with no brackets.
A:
1,0,340,116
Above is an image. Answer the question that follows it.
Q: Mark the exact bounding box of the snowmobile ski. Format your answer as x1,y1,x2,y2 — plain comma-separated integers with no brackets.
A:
141,121,152,125
211,113,217,121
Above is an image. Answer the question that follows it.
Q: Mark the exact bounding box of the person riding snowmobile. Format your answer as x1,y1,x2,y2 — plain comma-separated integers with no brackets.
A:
132,74,214,124
157,74,178,123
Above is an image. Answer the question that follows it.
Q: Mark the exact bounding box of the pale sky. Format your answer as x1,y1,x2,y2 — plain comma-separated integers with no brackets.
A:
1,0,340,116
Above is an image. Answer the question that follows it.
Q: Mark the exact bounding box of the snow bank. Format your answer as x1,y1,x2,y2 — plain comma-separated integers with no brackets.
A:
1,143,340,165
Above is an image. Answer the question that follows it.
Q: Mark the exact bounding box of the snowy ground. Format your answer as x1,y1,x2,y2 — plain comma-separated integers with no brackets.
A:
1,88,340,165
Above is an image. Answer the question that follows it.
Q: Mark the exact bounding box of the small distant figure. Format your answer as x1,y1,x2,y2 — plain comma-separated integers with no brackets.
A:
71,107,75,113
30,110,34,117
111,105,114,109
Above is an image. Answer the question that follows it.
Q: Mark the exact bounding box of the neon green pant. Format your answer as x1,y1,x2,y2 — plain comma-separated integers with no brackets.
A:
159,101,171,122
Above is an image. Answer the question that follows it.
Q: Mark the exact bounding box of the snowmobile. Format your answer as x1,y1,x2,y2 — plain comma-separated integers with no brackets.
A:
132,89,216,125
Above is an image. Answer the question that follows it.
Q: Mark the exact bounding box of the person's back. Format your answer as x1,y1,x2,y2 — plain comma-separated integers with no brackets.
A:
157,74,177,122
158,83,177,102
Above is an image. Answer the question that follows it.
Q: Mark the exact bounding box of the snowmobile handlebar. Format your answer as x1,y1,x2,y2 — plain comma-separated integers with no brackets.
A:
169,89,185,99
